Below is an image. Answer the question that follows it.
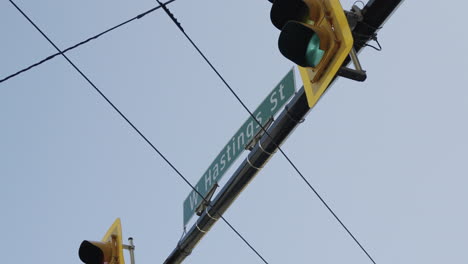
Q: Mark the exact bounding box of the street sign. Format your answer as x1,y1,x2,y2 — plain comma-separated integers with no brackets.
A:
183,69,295,226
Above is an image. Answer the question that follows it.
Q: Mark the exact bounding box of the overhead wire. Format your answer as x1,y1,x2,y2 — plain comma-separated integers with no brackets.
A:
5,0,378,262
7,1,269,263
156,2,377,264
0,1,176,84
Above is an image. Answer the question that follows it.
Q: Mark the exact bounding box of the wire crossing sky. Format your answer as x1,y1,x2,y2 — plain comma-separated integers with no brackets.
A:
1,0,467,264
157,1,377,263
0,0,176,84
7,0,269,262
4,1,379,262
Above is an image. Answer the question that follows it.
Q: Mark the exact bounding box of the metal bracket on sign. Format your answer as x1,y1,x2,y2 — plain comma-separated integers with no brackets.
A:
195,183,219,216
245,117,274,151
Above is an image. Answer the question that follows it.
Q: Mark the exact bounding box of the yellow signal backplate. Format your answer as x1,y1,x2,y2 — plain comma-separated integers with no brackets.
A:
101,218,125,264
300,0,354,108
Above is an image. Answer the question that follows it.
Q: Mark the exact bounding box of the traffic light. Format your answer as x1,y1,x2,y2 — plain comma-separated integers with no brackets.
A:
79,241,113,264
79,218,126,264
271,0,354,108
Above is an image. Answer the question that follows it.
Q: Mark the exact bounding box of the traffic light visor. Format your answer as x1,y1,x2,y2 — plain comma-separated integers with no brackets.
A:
278,21,324,67
79,240,110,264
270,0,308,30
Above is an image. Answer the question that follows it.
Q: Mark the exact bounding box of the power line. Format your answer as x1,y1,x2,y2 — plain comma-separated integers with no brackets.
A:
0,1,176,84
7,1,269,263
157,2,377,264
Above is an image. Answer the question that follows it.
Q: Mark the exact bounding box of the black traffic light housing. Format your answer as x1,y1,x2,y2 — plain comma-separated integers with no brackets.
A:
79,240,113,264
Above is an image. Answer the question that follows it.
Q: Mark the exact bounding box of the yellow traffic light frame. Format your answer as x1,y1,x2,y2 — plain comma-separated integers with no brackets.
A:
299,0,354,108
101,218,125,264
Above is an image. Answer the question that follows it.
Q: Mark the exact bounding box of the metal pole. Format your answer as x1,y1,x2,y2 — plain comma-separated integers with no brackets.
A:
123,237,136,264
164,1,404,263
349,48,363,72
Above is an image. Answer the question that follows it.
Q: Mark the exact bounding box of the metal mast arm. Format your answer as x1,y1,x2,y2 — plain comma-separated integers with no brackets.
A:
164,1,404,263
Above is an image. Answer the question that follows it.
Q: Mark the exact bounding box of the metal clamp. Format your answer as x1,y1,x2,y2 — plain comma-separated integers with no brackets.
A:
337,47,367,82
338,4,367,82
195,223,207,233
205,208,219,221
246,156,261,170
259,140,275,155
245,117,274,151
195,183,218,216
285,105,305,124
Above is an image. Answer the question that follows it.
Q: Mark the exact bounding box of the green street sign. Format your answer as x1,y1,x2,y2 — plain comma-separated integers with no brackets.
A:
183,69,295,226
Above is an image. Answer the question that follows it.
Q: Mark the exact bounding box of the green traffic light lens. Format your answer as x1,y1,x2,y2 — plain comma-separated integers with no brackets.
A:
305,34,324,67
278,21,326,68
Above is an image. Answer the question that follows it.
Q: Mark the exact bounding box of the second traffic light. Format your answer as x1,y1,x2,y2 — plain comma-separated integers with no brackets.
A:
79,240,114,264
271,0,353,108
78,218,127,264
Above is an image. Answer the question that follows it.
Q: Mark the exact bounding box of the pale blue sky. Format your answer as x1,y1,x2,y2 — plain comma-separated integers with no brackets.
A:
1,0,467,263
